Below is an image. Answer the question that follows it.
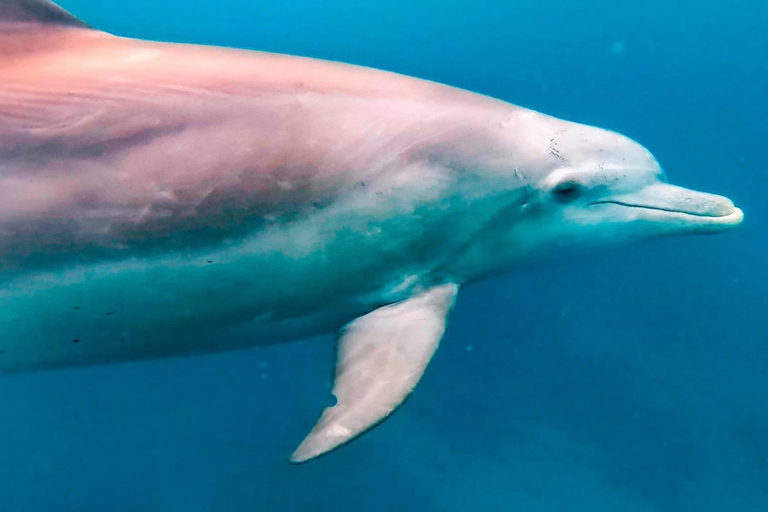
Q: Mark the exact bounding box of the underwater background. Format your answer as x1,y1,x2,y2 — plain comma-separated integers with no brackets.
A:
1,0,765,510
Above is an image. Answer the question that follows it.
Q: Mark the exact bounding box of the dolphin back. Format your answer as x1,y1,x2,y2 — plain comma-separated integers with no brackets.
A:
0,0,89,28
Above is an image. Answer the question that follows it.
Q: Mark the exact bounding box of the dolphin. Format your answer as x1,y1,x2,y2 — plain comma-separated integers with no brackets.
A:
0,0,743,462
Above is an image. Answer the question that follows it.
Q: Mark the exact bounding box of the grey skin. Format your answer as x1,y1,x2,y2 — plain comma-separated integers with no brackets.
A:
0,0,743,462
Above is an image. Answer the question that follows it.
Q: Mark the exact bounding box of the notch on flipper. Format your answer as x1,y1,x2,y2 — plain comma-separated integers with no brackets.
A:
290,283,459,463
0,0,90,28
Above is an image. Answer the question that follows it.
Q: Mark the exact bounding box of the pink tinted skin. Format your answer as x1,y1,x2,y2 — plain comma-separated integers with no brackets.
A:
0,22,739,370
0,23,524,369
0,24,514,270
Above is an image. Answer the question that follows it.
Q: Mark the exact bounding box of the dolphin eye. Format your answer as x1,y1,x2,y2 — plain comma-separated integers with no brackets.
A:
551,181,584,203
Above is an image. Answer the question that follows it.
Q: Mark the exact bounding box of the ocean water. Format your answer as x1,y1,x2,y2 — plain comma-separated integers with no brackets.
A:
1,0,765,510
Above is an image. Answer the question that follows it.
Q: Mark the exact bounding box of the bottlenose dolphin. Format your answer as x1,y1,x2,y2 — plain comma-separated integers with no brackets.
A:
0,0,743,462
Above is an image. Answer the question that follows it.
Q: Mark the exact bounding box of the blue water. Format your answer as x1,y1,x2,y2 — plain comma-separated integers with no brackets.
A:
2,0,766,510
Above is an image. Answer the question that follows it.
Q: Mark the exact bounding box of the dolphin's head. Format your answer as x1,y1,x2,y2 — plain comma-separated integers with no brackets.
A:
452,110,743,279
529,123,742,243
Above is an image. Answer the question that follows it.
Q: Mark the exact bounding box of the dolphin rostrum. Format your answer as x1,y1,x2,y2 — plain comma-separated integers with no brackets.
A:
0,0,743,462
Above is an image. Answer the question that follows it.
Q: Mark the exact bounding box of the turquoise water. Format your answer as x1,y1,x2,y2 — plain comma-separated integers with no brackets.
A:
1,0,765,510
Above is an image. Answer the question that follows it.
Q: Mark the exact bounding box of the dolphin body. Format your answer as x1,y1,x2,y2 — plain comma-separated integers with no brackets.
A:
0,0,743,462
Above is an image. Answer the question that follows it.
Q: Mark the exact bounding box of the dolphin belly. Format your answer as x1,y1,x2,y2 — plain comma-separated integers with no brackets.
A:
0,157,458,371
0,239,369,371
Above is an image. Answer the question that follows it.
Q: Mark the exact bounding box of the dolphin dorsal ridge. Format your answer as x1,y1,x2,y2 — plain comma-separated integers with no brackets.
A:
0,0,90,28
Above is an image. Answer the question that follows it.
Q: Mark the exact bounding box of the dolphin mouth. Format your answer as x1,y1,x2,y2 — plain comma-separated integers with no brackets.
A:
591,200,743,219
589,183,744,232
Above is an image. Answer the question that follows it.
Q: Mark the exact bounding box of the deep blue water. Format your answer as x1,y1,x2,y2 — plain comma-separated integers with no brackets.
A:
2,0,766,510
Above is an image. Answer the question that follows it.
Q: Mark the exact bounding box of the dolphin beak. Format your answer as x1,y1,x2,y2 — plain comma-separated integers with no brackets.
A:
592,183,744,234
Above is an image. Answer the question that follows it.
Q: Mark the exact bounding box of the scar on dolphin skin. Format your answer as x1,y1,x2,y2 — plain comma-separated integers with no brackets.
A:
549,137,565,161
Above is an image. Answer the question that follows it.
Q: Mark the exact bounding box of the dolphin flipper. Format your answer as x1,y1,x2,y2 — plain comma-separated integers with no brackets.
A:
290,283,459,463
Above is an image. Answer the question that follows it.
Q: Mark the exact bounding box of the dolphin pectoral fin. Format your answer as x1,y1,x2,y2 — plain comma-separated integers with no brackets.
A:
290,283,459,463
